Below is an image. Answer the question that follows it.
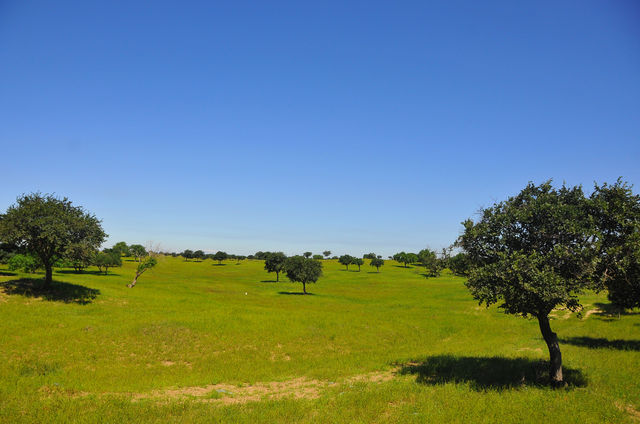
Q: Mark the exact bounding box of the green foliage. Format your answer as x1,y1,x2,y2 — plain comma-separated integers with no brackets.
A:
363,252,377,260
0,193,106,285
369,257,384,271
129,244,147,262
182,249,194,261
193,250,205,262
0,243,19,264
393,252,416,268
65,242,97,273
448,253,471,276
213,251,228,264
590,179,640,311
284,255,323,293
312,254,324,260
112,241,130,257
353,257,364,271
94,252,122,275
7,254,40,273
338,255,354,270
459,181,597,318
322,250,331,258
264,252,287,281
303,252,312,258
418,249,443,277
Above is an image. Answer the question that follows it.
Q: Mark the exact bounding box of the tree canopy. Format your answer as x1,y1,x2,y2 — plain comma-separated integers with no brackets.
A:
284,256,323,294
457,180,639,385
264,252,287,281
370,257,384,272
129,244,147,262
0,193,106,286
339,254,354,270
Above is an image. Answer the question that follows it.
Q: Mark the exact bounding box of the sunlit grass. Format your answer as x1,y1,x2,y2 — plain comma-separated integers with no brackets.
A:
0,256,638,422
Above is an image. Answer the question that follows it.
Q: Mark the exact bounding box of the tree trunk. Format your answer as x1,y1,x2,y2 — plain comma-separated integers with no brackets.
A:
128,274,139,288
537,314,563,386
358,265,361,271
44,265,53,287
276,271,279,282
303,282,307,294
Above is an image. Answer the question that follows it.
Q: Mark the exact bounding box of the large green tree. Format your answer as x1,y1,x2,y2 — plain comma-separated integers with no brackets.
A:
458,181,600,386
0,193,106,286
264,252,287,281
590,180,640,311
284,256,323,294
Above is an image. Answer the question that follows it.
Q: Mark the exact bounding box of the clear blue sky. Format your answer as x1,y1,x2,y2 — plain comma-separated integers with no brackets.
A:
1,1,639,257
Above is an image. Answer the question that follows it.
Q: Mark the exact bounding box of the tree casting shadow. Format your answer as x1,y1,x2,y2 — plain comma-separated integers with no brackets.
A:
0,278,100,305
561,336,640,351
396,355,587,390
260,280,277,283
278,291,315,296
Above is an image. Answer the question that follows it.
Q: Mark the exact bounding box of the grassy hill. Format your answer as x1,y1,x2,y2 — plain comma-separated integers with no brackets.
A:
1,257,638,423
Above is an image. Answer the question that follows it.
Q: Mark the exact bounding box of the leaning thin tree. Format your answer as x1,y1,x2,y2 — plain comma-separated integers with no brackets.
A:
127,256,157,288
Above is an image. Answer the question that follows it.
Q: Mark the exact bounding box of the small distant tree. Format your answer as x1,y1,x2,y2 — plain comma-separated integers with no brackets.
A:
284,256,323,294
303,252,312,258
182,249,193,261
0,193,106,287
313,254,324,260
353,257,364,271
264,252,287,281
449,253,471,276
323,250,331,258
236,255,246,264
363,252,377,260
7,254,40,273
129,244,147,262
394,252,415,268
65,242,97,273
193,250,205,262
339,255,354,270
213,251,228,264
370,257,384,272
112,241,130,257
418,248,443,277
94,251,122,275
127,256,157,288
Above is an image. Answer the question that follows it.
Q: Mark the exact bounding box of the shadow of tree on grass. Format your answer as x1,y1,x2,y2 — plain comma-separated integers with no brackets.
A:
278,291,315,296
1,278,100,305
0,271,16,277
592,302,640,321
561,337,640,351
396,355,587,390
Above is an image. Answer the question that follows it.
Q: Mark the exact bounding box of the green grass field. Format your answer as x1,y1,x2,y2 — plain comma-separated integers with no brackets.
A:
1,257,639,423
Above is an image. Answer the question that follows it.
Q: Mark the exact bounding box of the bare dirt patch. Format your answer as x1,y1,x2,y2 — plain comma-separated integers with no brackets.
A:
125,368,402,405
616,402,640,421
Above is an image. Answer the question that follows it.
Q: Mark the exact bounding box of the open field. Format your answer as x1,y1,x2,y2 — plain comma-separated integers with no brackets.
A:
1,257,639,423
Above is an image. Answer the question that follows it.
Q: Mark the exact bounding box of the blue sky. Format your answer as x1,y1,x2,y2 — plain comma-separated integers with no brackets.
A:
1,1,639,256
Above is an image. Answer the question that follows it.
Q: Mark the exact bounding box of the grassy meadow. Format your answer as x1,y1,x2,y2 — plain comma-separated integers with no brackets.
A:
0,256,639,423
